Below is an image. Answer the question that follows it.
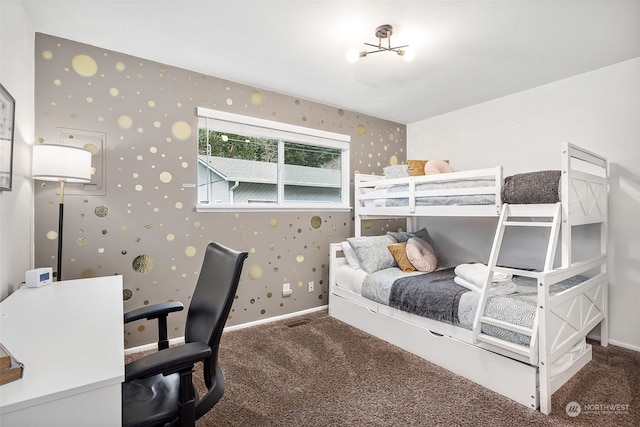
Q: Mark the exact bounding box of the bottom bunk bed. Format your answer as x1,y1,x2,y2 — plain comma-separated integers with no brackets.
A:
329,240,607,414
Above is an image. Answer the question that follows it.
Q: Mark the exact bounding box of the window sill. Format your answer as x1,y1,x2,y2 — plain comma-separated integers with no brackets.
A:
195,205,352,213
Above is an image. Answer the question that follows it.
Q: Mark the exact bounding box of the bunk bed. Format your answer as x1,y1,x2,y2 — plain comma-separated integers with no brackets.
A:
329,142,608,414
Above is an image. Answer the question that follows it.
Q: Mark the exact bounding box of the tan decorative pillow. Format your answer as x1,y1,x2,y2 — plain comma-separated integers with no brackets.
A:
387,242,416,272
406,237,438,273
424,159,454,175
407,160,427,176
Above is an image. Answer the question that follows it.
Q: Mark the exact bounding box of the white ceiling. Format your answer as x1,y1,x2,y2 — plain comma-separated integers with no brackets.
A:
21,0,640,124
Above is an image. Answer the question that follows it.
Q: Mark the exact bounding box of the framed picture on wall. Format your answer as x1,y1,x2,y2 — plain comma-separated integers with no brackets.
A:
0,83,16,191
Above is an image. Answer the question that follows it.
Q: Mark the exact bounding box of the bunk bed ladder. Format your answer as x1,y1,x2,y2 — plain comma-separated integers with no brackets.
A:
472,202,562,364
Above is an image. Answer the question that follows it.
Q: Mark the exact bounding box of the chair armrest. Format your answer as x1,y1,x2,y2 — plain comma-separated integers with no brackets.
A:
125,342,212,382
124,301,184,324
124,301,184,351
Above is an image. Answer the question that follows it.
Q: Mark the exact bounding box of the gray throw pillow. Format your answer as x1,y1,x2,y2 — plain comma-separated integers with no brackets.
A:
383,164,410,179
346,235,398,273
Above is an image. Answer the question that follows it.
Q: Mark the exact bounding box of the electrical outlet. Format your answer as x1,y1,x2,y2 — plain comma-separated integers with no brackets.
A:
282,283,292,297
308,281,314,292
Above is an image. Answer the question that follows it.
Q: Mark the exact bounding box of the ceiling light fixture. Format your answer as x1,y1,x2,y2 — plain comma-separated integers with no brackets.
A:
347,24,414,63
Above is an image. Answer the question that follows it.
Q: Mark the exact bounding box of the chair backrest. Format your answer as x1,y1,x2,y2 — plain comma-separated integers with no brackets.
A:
184,242,248,416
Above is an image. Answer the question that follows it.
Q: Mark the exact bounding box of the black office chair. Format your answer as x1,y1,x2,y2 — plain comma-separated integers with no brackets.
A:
122,242,248,427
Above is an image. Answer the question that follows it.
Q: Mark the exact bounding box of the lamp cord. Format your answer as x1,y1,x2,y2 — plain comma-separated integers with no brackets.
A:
57,180,65,281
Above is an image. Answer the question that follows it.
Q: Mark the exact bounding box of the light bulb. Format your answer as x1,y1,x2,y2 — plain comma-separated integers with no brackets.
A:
402,46,416,62
346,48,360,63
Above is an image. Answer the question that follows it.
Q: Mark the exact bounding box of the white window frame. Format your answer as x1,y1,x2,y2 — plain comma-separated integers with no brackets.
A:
195,107,351,213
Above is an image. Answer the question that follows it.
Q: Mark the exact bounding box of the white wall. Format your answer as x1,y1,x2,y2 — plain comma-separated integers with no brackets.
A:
408,57,640,351
0,1,34,300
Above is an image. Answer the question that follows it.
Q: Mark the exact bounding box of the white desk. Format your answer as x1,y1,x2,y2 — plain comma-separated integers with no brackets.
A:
0,276,124,426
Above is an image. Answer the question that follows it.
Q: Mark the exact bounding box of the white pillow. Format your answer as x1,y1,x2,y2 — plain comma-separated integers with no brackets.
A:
406,237,438,273
340,241,361,269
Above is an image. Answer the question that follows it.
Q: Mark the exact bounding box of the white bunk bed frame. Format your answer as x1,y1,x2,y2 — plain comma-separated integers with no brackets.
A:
329,142,608,414
353,166,503,236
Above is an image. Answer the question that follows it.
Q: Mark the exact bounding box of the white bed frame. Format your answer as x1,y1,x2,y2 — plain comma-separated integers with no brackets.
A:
354,166,503,236
329,142,608,414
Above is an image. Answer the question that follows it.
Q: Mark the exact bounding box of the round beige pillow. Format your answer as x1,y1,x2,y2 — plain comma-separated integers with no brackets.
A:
406,237,438,273
424,160,454,175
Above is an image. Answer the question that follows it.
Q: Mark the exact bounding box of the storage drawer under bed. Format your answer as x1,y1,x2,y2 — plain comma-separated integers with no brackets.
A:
329,289,540,410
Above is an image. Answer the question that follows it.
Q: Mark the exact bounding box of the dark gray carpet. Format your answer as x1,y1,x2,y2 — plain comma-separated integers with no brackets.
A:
128,310,639,426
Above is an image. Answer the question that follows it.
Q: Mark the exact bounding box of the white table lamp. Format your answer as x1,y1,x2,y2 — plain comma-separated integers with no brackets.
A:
33,144,92,281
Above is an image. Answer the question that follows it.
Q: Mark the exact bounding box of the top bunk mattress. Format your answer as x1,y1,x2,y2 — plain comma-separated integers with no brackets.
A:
362,178,497,207
358,169,563,209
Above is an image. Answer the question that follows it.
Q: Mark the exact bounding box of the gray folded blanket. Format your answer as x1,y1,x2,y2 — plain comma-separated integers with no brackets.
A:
501,170,561,204
389,268,469,324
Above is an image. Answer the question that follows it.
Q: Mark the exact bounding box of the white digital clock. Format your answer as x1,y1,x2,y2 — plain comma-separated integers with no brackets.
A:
26,267,53,288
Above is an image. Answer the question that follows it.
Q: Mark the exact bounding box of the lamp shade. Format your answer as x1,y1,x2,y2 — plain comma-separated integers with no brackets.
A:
32,144,92,183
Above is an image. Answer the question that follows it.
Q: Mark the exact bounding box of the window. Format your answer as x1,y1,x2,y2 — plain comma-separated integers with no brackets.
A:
196,107,350,212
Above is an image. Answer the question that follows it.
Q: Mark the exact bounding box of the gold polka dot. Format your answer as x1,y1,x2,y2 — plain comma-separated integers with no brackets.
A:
159,171,172,183
270,218,278,227
250,91,264,106
132,254,154,273
53,79,61,86
171,121,192,140
42,50,53,59
46,231,58,240
135,184,143,191
296,255,304,263
72,54,98,77
226,98,233,106
185,246,197,257
175,202,183,209
310,216,322,229
81,269,97,278
118,115,133,129
248,265,263,280
109,87,119,96
116,62,126,71
83,143,99,155
389,155,398,166
356,124,366,135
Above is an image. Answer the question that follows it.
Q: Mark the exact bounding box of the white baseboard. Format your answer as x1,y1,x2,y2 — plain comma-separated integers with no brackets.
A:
608,339,640,353
124,305,328,356
223,305,327,332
